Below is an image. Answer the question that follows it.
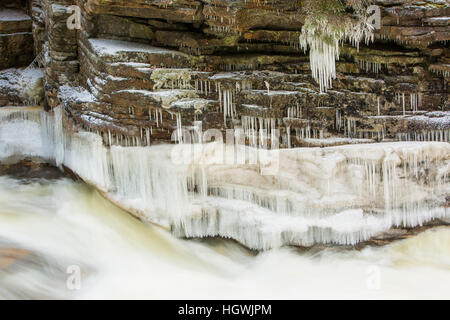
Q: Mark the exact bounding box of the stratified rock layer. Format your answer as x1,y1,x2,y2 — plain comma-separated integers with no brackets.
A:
28,0,448,148
0,8,33,69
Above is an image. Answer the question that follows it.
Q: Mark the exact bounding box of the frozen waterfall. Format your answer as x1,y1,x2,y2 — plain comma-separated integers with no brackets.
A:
0,107,449,250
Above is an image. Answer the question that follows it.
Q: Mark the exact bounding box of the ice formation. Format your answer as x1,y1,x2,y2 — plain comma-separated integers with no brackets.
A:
396,130,450,143
241,116,276,148
299,6,374,92
357,60,384,74
0,65,44,106
430,65,450,78
299,34,339,93
0,107,449,250
394,92,423,114
219,88,235,126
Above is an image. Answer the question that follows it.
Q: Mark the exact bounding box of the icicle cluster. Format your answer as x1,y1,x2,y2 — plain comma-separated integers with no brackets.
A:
299,32,339,93
396,130,450,142
241,116,277,148
410,93,422,113
357,59,384,73
287,105,302,119
299,2,375,92
195,80,212,95
395,92,422,114
218,87,236,126
295,127,324,140
430,66,450,78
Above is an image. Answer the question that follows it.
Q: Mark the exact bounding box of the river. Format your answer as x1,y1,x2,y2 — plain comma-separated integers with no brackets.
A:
0,175,448,299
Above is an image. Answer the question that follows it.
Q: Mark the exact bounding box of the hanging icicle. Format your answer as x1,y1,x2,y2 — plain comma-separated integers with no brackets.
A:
220,89,235,127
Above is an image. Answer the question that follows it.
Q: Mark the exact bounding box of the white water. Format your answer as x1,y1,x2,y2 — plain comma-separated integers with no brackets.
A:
0,107,449,250
0,177,448,299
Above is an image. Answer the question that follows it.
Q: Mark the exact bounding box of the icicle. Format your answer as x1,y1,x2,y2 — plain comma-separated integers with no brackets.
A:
264,81,270,95
287,125,291,148
176,113,183,144
377,97,381,116
53,106,64,167
145,128,150,146
402,93,406,116
221,89,234,127
299,35,339,93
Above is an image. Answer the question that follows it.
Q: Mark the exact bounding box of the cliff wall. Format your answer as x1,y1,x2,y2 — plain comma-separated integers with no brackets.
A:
0,0,448,146
36,0,450,148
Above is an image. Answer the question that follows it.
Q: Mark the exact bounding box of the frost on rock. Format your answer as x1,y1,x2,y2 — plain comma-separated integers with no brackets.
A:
150,69,192,90
1,107,449,250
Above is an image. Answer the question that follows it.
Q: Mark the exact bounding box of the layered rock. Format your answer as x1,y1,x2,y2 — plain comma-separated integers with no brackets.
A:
0,8,33,70
0,1,445,138
0,5,43,106
39,0,448,150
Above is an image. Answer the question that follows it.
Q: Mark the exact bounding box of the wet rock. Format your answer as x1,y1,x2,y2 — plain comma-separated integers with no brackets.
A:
0,158,68,180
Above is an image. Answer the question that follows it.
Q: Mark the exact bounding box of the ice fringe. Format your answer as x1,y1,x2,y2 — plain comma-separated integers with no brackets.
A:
0,107,449,250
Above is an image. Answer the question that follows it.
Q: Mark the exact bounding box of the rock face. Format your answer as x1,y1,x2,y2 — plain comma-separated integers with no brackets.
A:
0,0,447,145
25,0,447,148
0,0,449,248
0,3,44,106
0,7,34,70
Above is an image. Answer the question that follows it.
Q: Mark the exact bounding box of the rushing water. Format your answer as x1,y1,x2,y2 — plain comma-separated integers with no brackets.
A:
0,175,448,299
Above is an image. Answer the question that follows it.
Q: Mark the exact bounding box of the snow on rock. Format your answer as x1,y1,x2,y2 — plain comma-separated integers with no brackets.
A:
0,9,31,22
117,89,198,109
0,68,44,105
58,85,96,103
17,68,44,105
408,112,450,129
88,38,182,57
302,137,373,146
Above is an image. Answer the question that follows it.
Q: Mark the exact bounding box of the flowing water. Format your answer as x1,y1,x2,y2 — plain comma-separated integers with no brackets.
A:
0,175,448,299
